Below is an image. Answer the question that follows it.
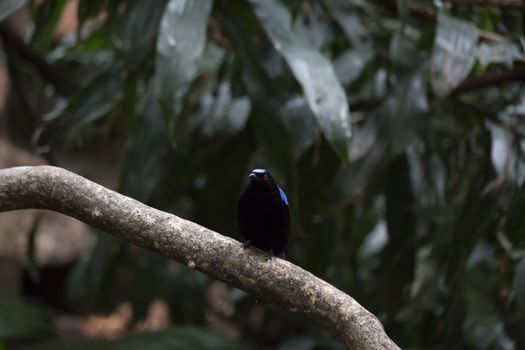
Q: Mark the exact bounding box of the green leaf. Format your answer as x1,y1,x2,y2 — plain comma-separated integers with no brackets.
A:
430,12,477,97
31,0,68,51
463,252,515,350
515,258,525,318
396,0,408,25
223,3,295,184
477,41,524,68
333,44,374,85
384,67,429,153
78,0,110,25
488,122,525,186
60,66,125,143
389,29,418,67
66,232,119,304
250,0,352,161
281,96,317,159
0,297,53,338
119,93,170,202
193,81,251,137
198,42,226,73
0,0,27,22
154,0,213,119
293,4,333,50
26,212,45,283
348,67,428,160
110,0,166,62
323,0,369,45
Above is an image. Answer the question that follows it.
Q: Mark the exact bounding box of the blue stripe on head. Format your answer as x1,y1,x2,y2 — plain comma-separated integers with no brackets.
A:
278,186,289,206
252,168,267,174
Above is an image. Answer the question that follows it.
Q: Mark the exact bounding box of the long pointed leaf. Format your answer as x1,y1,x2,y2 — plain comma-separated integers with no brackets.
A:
154,0,213,118
0,0,27,22
430,13,477,97
250,0,352,161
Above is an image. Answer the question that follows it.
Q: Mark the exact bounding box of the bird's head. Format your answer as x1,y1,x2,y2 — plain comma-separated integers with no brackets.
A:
248,168,289,205
249,168,274,184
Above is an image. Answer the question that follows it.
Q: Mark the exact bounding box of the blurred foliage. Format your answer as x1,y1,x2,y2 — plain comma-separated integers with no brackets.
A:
0,297,54,339
1,0,525,349
30,327,247,350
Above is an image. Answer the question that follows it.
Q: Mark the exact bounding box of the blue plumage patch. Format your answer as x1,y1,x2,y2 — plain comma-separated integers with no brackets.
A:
278,186,289,206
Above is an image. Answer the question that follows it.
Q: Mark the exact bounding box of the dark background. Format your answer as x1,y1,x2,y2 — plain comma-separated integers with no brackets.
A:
1,0,525,349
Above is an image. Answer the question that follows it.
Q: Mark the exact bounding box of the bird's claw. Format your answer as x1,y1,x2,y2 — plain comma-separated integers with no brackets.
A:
242,241,274,261
264,251,273,261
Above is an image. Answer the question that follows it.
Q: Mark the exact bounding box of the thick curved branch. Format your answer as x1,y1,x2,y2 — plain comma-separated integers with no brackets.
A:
0,166,399,349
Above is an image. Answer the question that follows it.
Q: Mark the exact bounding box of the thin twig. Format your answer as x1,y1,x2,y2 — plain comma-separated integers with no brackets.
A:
349,69,525,112
452,69,525,95
376,0,505,41
450,0,524,9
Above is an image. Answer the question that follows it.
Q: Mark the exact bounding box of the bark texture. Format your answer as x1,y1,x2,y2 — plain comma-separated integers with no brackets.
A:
0,166,400,349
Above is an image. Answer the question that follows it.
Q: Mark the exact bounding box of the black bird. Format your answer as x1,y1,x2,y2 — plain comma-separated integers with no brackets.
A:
237,168,291,259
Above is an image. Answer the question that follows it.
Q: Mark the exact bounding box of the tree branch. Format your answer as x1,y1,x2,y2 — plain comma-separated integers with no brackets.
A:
350,69,525,112
453,69,525,95
375,0,505,41
449,0,525,8
0,166,399,350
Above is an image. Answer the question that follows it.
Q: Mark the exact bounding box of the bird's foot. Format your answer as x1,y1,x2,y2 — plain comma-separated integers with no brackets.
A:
264,249,274,261
242,242,274,261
